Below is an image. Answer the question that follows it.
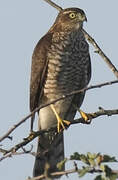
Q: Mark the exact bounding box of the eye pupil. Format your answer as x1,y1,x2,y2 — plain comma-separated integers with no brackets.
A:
69,13,76,19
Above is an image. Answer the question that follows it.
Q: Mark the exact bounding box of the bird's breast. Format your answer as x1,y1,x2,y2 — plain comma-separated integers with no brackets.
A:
43,30,90,101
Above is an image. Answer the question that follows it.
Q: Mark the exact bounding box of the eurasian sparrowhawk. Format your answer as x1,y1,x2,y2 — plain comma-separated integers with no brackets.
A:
30,7,91,178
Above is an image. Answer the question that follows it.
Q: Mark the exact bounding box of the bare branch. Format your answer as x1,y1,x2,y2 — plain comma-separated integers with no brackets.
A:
73,107,118,125
0,79,118,143
0,107,118,160
43,0,62,11
43,0,118,79
0,148,35,162
83,29,118,79
1,2,118,180
1,1,118,143
1,128,57,156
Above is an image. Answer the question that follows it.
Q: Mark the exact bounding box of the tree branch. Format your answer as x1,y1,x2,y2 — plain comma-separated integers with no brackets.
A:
0,107,118,160
0,79,118,143
73,107,118,125
26,168,83,180
26,167,118,180
1,1,118,180
42,0,118,79
25,152,118,179
1,0,118,143
43,0,62,11
0,147,35,162
83,29,118,79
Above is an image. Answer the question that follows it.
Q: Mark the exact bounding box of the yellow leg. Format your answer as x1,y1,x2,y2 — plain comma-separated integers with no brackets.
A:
50,104,70,132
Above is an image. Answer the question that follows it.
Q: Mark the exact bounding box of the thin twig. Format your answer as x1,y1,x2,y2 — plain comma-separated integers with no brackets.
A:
83,29,118,79
43,0,63,11
1,1,118,179
1,0,118,143
0,79,118,143
2,128,57,155
73,107,118,124
0,150,35,162
43,0,118,79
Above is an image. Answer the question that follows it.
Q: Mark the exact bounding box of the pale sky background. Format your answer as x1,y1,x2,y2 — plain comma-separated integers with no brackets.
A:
0,0,118,180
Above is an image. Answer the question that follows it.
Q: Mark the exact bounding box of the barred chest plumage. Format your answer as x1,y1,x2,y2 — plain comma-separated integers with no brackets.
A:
43,29,91,101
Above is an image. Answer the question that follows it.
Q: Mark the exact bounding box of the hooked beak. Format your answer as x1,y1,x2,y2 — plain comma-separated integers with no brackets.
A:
77,13,87,22
84,15,87,22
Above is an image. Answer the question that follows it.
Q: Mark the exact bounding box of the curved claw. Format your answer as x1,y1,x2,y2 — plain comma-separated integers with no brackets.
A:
79,109,89,121
57,118,71,133
79,109,93,124
50,104,70,133
27,131,35,141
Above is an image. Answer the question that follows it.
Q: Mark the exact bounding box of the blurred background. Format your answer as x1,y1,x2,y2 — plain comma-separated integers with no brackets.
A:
0,0,118,179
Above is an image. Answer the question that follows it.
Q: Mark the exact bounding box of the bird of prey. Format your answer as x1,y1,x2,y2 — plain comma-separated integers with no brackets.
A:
30,7,91,178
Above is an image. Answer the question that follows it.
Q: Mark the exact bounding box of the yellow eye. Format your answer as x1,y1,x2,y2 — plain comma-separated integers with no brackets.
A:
69,12,76,19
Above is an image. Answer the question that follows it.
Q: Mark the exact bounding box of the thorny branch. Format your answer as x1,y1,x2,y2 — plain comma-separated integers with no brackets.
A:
0,79,118,143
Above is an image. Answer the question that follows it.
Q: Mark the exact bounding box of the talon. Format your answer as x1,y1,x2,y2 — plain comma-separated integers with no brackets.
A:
51,104,70,133
79,109,93,124
79,109,89,121
57,118,71,132
27,131,35,141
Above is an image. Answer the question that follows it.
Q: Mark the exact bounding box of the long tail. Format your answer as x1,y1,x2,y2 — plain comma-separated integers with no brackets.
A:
33,131,64,178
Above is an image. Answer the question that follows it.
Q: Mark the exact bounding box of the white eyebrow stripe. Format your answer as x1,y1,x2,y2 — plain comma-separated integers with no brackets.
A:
63,11,77,14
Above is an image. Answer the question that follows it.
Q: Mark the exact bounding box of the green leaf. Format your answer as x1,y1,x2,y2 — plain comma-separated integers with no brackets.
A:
100,165,118,180
78,166,91,178
104,165,112,177
80,154,90,165
57,158,68,170
70,152,89,164
104,165,118,180
70,152,99,165
87,152,98,159
108,173,118,180
94,175,105,180
88,158,96,166
102,155,117,163
100,164,105,172
87,152,100,166
70,152,81,160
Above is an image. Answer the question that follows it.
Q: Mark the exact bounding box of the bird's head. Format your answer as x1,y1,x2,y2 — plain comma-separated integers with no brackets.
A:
50,8,87,32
